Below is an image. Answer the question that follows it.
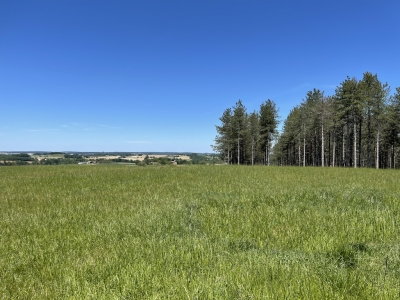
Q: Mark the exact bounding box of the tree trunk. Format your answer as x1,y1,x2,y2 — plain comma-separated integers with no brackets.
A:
328,131,331,167
237,138,240,165
251,139,254,166
321,124,324,167
265,145,267,166
354,120,357,168
392,144,395,169
313,130,316,166
358,121,362,167
342,129,345,167
346,117,350,167
298,137,301,167
303,135,306,167
367,110,371,167
332,133,336,167
376,130,380,169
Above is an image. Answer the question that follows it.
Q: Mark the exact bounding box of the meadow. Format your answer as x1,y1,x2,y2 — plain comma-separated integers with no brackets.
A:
1,165,399,299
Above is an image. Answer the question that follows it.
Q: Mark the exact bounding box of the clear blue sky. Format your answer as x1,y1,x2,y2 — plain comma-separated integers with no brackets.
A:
1,0,399,152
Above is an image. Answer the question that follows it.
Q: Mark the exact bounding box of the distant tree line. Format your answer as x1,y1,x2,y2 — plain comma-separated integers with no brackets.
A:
189,153,221,165
213,99,279,165
36,154,86,165
273,72,400,169
0,153,86,166
0,153,34,165
129,154,220,165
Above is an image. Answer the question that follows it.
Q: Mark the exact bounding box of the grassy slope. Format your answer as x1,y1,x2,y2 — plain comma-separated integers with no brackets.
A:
1,165,399,299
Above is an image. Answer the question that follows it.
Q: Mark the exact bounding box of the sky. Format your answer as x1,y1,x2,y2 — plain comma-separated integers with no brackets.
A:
1,0,399,152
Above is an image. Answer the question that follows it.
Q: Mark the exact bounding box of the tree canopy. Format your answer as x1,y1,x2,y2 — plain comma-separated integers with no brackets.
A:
214,72,400,168
213,99,279,165
273,72,397,168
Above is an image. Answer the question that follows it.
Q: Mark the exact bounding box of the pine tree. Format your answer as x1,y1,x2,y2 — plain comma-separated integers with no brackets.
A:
213,108,233,163
259,100,279,166
248,111,260,165
214,72,398,169
301,89,324,166
232,100,247,165
334,77,362,167
359,72,390,168
383,87,400,168
315,96,334,167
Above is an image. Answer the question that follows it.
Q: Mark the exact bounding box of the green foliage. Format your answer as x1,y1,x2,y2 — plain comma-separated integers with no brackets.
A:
0,153,34,166
0,153,33,161
189,153,206,164
176,158,188,165
259,99,279,165
64,154,83,159
38,157,86,165
274,72,399,168
1,165,400,298
189,153,219,164
214,99,279,165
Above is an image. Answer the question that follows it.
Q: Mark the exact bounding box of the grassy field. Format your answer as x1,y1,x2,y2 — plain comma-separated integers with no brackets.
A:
1,165,399,299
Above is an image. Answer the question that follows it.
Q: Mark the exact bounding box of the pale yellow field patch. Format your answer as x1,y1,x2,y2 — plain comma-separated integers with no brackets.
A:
86,155,121,160
84,154,191,162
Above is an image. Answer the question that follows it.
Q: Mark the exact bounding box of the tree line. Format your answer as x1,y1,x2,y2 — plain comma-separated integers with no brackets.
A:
214,72,400,169
0,153,34,165
273,72,400,168
213,99,279,165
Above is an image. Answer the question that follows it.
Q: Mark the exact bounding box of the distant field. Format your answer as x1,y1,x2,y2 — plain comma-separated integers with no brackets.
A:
31,154,65,160
1,165,399,299
86,154,191,161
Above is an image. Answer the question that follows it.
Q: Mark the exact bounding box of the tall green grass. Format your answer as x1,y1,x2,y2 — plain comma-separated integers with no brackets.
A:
1,165,399,299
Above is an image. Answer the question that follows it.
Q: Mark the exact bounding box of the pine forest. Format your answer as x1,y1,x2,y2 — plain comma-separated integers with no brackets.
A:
214,72,400,169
